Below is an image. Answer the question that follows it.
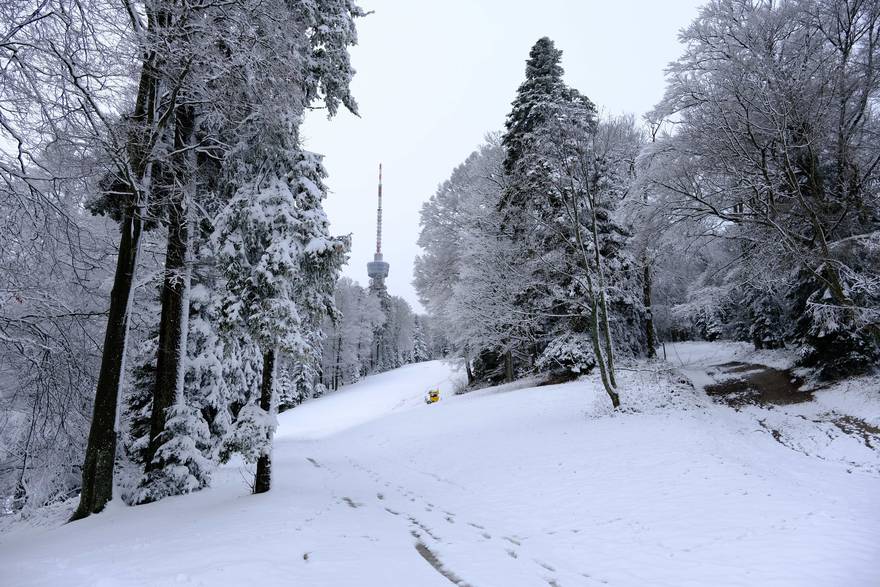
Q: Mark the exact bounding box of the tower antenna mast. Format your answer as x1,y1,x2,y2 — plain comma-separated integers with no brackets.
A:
376,163,382,256
367,163,390,289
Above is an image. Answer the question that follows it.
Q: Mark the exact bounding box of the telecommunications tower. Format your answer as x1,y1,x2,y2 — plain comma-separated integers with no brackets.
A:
367,163,390,291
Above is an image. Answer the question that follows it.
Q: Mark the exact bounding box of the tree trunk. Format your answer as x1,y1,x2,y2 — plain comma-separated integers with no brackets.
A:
465,354,474,386
570,193,620,409
590,300,620,408
334,332,342,390
597,287,617,388
504,350,514,383
145,106,195,471
254,349,276,494
70,5,166,522
643,261,656,359
70,205,144,520
590,205,617,389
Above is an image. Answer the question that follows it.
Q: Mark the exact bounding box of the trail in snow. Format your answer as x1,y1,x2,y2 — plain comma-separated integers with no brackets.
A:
1,351,879,586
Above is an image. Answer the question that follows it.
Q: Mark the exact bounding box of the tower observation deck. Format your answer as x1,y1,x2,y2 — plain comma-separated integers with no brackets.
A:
367,163,389,288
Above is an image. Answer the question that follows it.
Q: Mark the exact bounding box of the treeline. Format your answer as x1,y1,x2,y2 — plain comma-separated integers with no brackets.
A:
1,0,363,516
416,0,880,400
318,278,441,393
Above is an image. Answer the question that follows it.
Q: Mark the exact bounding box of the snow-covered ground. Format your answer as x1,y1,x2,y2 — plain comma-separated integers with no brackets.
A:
2,347,879,586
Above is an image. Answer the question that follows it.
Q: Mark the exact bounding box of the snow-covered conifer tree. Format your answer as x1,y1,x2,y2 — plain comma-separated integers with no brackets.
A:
215,142,348,493
412,316,430,363
498,38,643,405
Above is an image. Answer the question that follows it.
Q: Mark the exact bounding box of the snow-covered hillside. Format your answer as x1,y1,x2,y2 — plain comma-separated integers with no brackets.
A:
2,350,879,586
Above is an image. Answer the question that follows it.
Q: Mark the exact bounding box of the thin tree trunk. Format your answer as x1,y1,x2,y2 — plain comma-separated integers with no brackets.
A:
13,395,41,510
334,332,342,390
254,349,276,494
590,300,620,408
504,349,514,383
570,191,620,408
643,260,656,359
145,105,195,471
590,205,617,388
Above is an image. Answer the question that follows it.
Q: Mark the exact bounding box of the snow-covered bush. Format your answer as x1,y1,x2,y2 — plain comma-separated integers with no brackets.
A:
671,286,730,341
132,404,213,504
220,404,278,465
535,334,597,380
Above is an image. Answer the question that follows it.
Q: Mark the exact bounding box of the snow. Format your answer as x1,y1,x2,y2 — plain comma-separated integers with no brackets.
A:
811,376,880,428
276,360,459,440
2,351,879,586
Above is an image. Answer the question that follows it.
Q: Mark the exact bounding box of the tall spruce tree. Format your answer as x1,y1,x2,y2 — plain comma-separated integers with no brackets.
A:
214,142,348,494
132,0,364,501
498,38,643,406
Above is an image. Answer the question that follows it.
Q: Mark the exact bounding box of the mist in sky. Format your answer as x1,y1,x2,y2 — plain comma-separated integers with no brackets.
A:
302,0,705,311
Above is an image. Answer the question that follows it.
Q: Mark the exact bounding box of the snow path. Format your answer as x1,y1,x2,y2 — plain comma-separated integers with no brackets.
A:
2,354,879,586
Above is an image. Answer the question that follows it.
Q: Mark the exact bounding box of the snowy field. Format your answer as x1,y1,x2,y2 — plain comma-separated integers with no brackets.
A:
2,345,879,586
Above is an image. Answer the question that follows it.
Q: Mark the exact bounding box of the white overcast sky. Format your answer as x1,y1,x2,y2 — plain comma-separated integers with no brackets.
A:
301,0,705,312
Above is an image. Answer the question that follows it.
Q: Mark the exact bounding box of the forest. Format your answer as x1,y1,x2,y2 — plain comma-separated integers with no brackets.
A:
0,0,878,585
417,20,880,397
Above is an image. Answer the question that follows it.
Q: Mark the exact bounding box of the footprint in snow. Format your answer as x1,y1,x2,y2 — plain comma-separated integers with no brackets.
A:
503,536,521,546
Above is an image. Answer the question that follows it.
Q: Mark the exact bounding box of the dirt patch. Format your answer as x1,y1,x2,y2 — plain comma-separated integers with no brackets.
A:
832,415,880,449
705,362,811,407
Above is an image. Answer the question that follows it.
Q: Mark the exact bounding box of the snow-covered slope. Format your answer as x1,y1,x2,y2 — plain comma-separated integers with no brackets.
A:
2,355,879,586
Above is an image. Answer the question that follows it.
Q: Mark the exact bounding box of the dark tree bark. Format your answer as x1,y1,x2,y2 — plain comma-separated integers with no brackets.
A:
334,332,342,390
71,44,162,520
71,203,146,521
144,104,194,471
254,349,276,494
504,350,514,383
643,261,656,359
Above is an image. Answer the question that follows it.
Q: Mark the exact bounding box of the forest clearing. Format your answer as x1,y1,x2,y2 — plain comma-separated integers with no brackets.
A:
2,1,878,585
2,343,878,586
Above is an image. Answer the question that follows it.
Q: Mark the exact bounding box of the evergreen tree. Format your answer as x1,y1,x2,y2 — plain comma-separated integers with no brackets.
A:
215,143,348,494
502,37,568,179
498,38,642,405
412,316,430,362
131,0,364,501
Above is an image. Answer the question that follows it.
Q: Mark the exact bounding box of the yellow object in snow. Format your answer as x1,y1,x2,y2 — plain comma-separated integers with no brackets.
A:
425,389,440,404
